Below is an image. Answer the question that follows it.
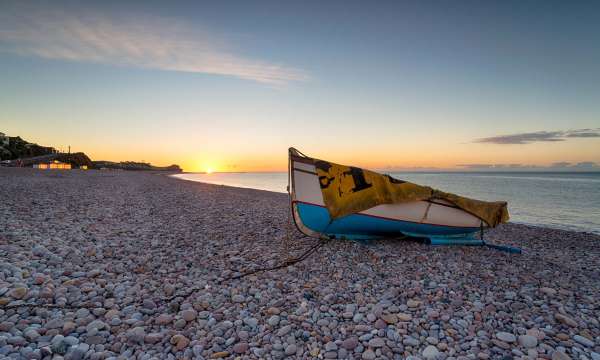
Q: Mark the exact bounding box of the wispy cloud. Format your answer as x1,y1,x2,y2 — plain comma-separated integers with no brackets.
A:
0,5,307,85
457,162,599,170
474,128,600,144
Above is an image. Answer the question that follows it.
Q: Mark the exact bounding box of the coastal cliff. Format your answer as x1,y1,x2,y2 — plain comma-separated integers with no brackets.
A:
0,135,57,160
92,160,182,172
0,132,181,171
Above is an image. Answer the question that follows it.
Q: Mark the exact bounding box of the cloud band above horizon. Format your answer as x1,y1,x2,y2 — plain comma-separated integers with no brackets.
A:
0,5,307,85
475,128,600,145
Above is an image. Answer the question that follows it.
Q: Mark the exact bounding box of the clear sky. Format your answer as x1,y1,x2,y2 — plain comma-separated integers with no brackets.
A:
1,0,599,172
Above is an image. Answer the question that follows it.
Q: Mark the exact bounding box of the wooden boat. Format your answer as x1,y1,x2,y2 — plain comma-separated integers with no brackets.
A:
288,148,487,245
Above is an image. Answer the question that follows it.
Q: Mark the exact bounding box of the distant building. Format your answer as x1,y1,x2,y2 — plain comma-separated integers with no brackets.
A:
33,160,72,170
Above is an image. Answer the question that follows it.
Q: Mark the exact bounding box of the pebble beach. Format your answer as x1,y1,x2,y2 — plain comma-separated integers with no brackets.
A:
1,168,599,360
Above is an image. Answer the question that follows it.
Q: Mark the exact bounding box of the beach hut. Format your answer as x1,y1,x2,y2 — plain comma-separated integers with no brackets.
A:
33,160,72,170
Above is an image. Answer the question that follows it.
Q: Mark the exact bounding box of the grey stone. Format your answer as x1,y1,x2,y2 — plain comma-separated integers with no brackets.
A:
518,335,538,348
126,327,145,343
284,344,297,356
277,325,292,337
85,320,107,333
243,317,258,328
325,342,338,351
233,342,249,354
403,337,420,347
342,337,358,350
362,349,376,360
368,338,385,348
423,345,440,359
573,335,594,348
496,332,516,343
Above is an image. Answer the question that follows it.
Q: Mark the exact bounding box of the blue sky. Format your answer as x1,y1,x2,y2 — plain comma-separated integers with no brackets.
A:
1,0,599,171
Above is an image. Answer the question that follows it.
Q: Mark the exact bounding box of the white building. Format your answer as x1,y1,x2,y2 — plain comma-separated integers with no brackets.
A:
0,132,8,147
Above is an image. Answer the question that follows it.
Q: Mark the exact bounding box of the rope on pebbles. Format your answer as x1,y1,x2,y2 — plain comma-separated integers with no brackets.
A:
2,237,331,311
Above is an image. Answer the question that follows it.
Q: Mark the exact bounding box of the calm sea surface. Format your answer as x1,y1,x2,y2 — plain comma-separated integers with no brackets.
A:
173,172,600,234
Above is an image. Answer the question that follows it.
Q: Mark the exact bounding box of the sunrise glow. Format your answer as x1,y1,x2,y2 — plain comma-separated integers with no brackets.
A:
1,1,599,172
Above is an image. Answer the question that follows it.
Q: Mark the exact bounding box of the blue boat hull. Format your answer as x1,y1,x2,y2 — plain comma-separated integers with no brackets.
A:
295,202,481,241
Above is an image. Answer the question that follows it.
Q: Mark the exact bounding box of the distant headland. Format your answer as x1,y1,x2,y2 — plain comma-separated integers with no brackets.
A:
0,131,182,172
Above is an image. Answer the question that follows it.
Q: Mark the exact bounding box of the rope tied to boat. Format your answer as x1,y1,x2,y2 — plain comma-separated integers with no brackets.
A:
420,201,433,223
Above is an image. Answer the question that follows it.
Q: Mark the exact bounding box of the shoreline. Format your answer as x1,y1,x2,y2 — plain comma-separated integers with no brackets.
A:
170,173,289,195
171,172,600,236
1,168,599,359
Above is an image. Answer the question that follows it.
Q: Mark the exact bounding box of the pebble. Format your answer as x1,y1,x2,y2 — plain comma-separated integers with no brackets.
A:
404,337,420,347
171,334,190,351
423,345,440,359
397,313,412,321
86,320,108,333
64,336,79,346
181,309,197,322
23,329,40,341
243,317,258,328
277,325,292,336
127,327,146,343
155,314,173,325
573,335,594,347
368,338,385,348
193,345,204,357
407,299,420,308
342,338,358,350
8,287,27,299
374,319,386,329
232,342,249,354
66,343,89,360
362,349,376,360
381,314,398,324
496,332,516,343
284,344,297,355
426,336,439,345
211,351,229,358
144,333,163,344
540,287,557,296
552,351,572,360
325,342,338,351
555,313,578,327
518,334,538,348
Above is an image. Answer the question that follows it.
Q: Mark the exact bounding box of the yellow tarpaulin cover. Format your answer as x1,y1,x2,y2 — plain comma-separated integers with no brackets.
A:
313,159,509,227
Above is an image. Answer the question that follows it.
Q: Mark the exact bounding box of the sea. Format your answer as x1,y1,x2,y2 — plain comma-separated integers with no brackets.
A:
173,171,600,234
